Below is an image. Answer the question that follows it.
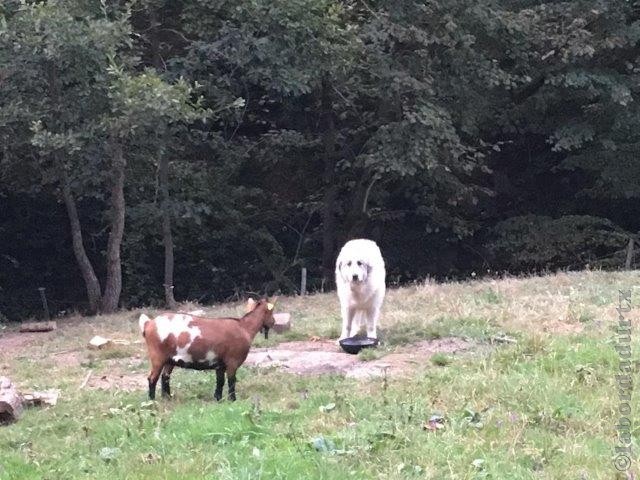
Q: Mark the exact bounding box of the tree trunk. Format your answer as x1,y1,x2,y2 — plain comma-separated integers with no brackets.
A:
100,138,126,313
48,61,102,315
61,174,102,314
149,10,177,309
320,77,338,285
159,155,177,309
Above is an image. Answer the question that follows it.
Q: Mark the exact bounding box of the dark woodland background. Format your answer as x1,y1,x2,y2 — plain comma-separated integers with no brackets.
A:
1,0,639,320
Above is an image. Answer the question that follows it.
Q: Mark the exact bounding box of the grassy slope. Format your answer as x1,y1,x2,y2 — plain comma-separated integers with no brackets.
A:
0,270,638,479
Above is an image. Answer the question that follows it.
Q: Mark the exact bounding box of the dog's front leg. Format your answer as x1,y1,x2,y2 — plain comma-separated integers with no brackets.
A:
349,311,363,337
365,306,381,339
338,305,356,341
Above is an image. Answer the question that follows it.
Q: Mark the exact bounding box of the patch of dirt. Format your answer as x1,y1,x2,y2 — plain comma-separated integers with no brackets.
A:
540,320,583,335
87,372,147,392
246,337,474,379
1,328,475,390
83,358,147,391
52,351,82,368
0,331,55,356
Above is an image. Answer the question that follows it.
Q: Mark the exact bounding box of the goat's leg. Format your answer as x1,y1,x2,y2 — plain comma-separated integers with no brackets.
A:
226,365,239,401
227,374,237,402
161,364,174,398
214,368,225,402
147,364,163,400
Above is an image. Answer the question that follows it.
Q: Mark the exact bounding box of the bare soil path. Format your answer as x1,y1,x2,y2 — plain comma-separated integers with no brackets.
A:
245,337,474,378
0,328,475,390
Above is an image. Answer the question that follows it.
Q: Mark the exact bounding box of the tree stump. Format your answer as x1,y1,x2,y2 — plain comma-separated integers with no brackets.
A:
0,377,23,424
273,313,292,333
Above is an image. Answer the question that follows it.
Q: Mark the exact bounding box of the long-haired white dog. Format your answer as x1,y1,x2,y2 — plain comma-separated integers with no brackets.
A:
335,238,386,340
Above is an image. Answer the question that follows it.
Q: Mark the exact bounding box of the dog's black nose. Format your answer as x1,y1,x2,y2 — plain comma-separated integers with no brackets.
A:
352,274,359,281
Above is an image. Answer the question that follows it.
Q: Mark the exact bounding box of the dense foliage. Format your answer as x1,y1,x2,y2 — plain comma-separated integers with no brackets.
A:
1,0,639,319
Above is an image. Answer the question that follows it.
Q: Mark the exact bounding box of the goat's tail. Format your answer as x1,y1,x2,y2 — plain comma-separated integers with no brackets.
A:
138,313,151,337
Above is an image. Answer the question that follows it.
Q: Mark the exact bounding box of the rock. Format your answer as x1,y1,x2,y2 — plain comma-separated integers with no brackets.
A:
88,335,112,349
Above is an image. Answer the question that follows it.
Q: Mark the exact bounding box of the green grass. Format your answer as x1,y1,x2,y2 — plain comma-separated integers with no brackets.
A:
357,347,383,362
431,353,452,366
1,270,639,478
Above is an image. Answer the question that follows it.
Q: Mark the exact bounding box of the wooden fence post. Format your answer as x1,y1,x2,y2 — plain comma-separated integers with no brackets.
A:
300,267,307,296
625,238,635,270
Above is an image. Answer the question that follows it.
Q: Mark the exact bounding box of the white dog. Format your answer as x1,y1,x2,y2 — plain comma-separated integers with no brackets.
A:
335,238,386,340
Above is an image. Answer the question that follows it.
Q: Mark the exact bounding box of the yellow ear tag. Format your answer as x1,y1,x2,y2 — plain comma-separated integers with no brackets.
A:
267,303,274,311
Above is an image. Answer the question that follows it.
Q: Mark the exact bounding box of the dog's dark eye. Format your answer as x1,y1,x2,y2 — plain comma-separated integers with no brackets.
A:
357,261,362,266
347,261,352,267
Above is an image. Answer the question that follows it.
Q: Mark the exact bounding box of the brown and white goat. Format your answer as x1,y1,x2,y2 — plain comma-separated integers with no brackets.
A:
139,298,276,401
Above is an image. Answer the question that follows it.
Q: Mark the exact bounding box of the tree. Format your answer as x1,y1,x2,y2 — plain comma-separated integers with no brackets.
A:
0,0,207,313
0,0,131,313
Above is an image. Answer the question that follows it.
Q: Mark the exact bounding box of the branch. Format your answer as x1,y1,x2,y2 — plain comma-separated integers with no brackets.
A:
362,174,380,214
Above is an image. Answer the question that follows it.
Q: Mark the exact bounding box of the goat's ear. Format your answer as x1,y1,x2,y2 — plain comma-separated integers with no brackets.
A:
267,296,278,311
245,298,257,312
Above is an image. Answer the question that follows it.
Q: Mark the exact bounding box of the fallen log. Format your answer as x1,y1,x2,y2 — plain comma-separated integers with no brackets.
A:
22,390,59,407
0,376,23,424
19,321,57,333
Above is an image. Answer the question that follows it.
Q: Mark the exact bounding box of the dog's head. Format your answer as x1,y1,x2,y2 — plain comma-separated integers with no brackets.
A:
338,257,370,285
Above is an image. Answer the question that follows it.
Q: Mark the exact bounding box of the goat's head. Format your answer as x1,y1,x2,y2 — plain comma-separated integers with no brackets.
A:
245,297,277,339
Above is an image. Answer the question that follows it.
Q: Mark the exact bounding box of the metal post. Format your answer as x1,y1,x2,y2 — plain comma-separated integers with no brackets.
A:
37,287,50,320
300,267,307,296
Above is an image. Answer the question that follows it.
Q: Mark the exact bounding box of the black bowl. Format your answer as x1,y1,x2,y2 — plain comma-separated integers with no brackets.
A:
339,336,379,355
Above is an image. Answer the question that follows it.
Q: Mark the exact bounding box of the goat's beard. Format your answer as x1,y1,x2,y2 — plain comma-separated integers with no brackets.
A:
261,326,270,339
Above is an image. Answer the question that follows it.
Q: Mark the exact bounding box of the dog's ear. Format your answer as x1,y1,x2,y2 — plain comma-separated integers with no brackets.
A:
365,262,372,273
337,261,342,271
